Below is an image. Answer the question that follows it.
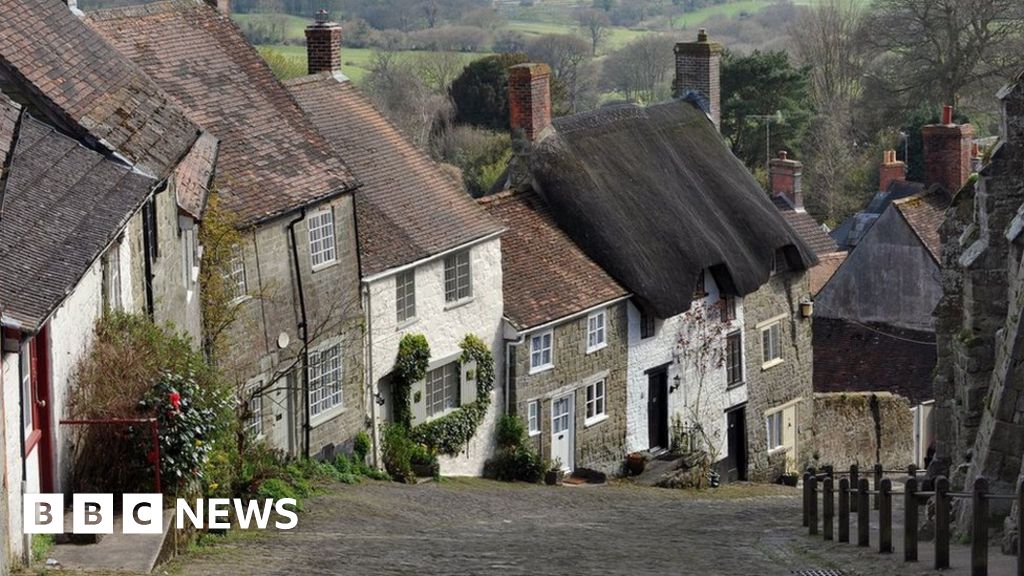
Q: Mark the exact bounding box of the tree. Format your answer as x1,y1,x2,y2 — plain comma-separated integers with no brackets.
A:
448,52,530,130
791,0,867,114
601,35,676,104
526,34,597,114
577,9,611,56
366,49,454,149
864,0,1024,112
720,50,813,174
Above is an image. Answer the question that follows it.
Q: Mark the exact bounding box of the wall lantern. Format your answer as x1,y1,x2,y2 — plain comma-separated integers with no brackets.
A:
800,300,814,318
670,374,681,393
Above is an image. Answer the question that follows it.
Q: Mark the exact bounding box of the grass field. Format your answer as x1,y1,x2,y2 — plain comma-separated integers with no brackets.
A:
261,44,488,83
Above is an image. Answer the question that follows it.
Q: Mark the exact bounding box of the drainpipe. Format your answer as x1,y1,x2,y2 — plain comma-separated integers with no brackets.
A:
362,282,380,468
286,208,311,459
504,332,525,415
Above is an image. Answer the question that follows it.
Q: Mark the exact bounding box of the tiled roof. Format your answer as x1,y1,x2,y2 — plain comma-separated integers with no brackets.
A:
285,73,503,276
813,317,936,405
893,187,951,263
0,96,20,169
0,115,155,332
0,0,199,178
771,196,839,257
87,1,359,225
479,189,628,330
833,180,926,250
174,132,218,219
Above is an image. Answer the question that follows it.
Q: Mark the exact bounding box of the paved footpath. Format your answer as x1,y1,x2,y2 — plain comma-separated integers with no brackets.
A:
30,479,1018,576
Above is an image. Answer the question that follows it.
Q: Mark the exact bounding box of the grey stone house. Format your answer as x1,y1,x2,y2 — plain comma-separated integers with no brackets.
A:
480,189,630,474
88,1,366,459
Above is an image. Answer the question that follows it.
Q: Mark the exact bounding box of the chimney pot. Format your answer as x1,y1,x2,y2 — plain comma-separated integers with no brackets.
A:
508,63,552,142
879,149,906,192
778,150,787,160
942,104,954,125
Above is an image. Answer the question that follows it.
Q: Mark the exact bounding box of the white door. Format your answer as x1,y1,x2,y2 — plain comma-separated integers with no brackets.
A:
551,394,574,471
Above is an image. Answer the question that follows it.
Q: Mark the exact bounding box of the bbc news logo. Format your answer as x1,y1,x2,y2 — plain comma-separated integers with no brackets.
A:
24,494,298,534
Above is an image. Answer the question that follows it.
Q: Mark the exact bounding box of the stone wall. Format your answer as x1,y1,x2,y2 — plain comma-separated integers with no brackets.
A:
513,301,628,475
811,392,914,470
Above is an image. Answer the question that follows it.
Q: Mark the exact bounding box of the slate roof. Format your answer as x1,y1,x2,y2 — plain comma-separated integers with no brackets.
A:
174,132,218,219
0,0,199,178
527,99,818,319
813,317,936,405
832,180,926,250
0,115,155,332
87,1,359,225
479,189,629,330
285,72,503,277
0,96,20,169
771,196,839,257
892,187,951,263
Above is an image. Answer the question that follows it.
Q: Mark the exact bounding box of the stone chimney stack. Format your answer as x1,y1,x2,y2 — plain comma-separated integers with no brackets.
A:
769,150,803,210
878,149,906,192
305,10,342,75
204,0,230,14
508,63,552,142
672,29,722,131
922,105,974,193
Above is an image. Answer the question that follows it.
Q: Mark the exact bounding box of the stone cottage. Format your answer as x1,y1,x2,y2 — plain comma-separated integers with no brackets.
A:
87,1,367,459
284,16,507,475
480,189,630,475
496,31,818,483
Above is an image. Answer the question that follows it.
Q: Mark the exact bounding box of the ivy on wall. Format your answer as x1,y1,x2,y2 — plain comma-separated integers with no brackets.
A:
392,334,431,428
406,334,495,456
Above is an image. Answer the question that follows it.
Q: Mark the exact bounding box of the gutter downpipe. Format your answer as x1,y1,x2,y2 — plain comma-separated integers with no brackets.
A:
287,207,311,459
363,282,380,468
504,331,525,415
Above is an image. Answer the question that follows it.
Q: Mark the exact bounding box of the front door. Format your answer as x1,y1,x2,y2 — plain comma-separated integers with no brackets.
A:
550,394,574,471
647,370,668,450
726,405,748,481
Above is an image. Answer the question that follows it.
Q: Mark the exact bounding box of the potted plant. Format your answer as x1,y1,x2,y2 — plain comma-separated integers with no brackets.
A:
544,459,564,486
626,452,646,476
778,472,799,487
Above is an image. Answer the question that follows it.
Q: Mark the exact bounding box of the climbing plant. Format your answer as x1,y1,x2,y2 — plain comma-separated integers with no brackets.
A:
393,333,431,428
408,334,495,456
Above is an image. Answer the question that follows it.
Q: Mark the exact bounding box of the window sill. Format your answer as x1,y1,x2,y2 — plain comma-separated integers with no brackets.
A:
761,358,784,371
586,342,607,355
396,317,420,331
311,259,339,273
726,380,746,390
767,445,790,456
310,404,345,427
443,296,474,311
528,430,541,438
529,364,554,376
584,414,609,428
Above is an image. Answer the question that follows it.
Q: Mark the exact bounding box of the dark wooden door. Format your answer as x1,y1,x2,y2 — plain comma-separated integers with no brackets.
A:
647,371,668,450
726,405,748,481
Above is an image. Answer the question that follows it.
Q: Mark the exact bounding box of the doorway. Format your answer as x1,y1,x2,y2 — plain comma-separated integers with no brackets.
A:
550,393,574,471
725,405,748,481
647,369,668,450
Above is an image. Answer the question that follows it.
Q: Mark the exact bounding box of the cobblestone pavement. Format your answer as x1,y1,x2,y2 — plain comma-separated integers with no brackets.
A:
152,478,1001,576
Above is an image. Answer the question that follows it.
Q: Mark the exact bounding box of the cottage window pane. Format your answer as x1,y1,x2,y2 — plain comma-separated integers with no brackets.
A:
726,332,742,385
396,270,416,323
309,344,343,416
308,209,336,269
585,379,606,422
528,400,540,434
246,381,263,438
444,251,471,302
426,362,460,418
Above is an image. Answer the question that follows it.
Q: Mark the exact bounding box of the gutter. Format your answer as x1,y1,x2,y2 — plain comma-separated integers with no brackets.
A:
286,207,311,459
360,229,505,284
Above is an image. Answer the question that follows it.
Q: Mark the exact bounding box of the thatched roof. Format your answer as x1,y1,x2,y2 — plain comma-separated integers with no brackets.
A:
526,99,817,318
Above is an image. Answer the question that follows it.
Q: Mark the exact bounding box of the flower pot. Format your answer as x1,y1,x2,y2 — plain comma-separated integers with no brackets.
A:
544,469,564,486
626,453,646,476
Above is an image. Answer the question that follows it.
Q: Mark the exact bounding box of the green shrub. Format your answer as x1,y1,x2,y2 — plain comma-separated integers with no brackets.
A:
256,478,301,509
489,414,543,483
353,431,372,463
393,335,431,428
496,413,527,450
334,453,353,475
382,424,416,483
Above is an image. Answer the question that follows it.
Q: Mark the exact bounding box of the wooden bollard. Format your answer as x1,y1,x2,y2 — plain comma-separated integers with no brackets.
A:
803,472,811,527
838,477,850,543
1017,477,1023,576
972,476,989,576
936,476,951,570
905,477,919,562
850,464,860,513
879,478,893,553
809,475,819,536
858,478,870,547
874,463,884,510
823,477,834,541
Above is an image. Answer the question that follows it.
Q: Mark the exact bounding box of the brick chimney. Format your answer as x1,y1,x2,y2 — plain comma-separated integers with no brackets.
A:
878,149,906,192
508,63,552,142
921,105,974,193
769,150,803,210
305,10,342,75
672,29,722,131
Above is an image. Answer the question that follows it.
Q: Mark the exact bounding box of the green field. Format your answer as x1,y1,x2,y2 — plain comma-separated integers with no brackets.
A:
261,44,487,84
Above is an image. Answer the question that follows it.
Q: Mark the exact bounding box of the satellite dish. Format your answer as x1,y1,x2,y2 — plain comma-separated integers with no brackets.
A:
277,332,291,349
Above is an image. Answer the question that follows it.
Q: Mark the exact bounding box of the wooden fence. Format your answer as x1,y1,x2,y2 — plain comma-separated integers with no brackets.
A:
801,463,1024,576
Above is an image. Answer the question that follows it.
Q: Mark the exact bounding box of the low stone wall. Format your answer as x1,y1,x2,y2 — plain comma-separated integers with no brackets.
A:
810,392,914,470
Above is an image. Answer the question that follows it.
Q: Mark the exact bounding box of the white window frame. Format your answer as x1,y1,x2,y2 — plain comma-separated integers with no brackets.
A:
307,207,337,271
225,244,247,302
584,379,607,426
529,330,554,374
527,400,540,436
20,343,32,434
309,341,343,419
766,410,785,451
245,379,263,439
586,309,607,353
726,330,743,387
395,269,416,325
103,242,122,312
443,250,472,304
759,316,785,369
425,361,460,418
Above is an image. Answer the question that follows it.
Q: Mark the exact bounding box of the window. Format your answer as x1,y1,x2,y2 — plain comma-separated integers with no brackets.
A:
585,379,606,424
20,344,32,433
527,400,540,436
102,243,122,311
245,381,263,438
587,309,607,352
396,270,416,323
143,198,158,261
693,270,707,298
425,362,460,417
181,225,199,288
225,244,247,301
766,411,784,450
726,331,743,386
640,310,656,339
444,250,472,303
308,208,337,269
761,321,782,366
720,296,737,322
529,330,553,372
309,343,343,417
